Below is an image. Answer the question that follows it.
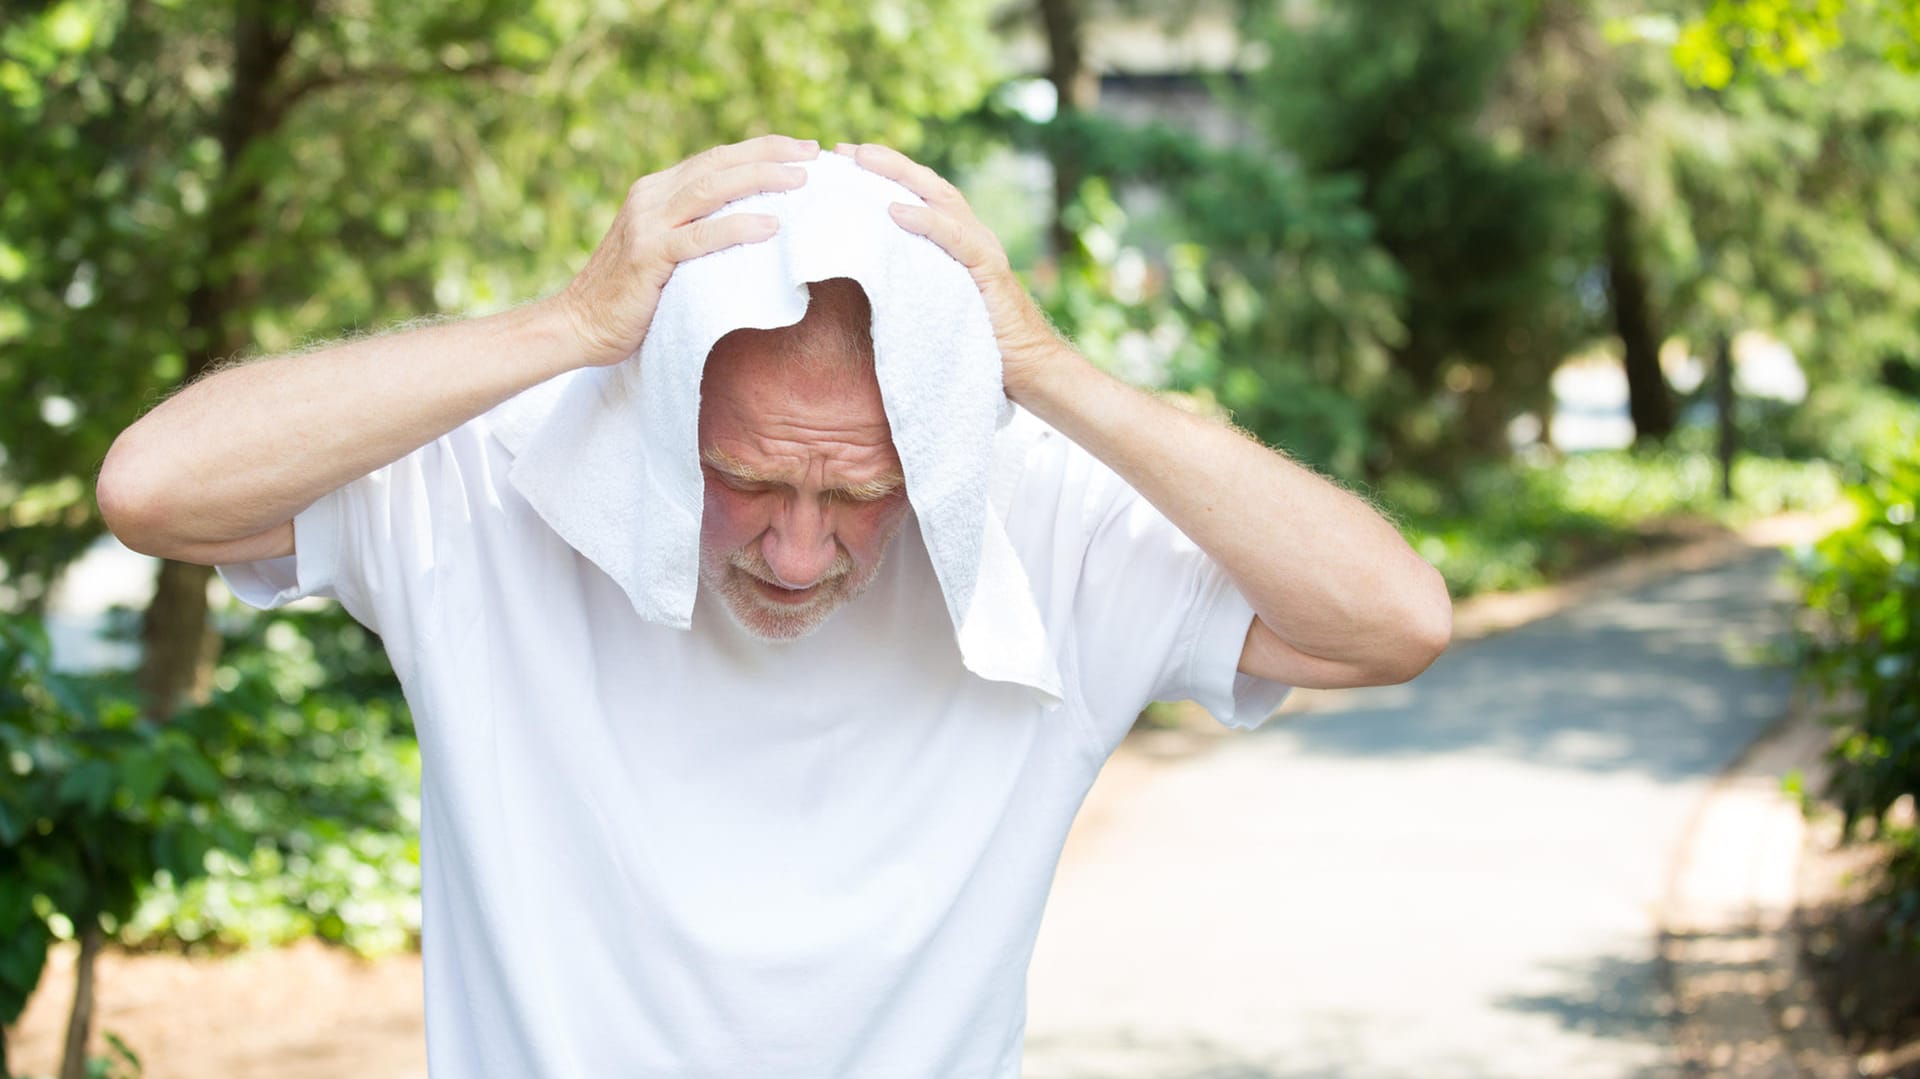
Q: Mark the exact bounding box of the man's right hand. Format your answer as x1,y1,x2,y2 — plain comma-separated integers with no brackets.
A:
557,134,817,368
100,137,818,565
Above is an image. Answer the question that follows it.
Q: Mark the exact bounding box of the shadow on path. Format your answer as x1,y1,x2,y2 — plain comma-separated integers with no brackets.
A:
1253,547,1800,783
1028,547,1807,1079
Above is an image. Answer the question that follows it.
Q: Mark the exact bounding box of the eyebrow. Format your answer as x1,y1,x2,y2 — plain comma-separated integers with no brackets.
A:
701,447,905,501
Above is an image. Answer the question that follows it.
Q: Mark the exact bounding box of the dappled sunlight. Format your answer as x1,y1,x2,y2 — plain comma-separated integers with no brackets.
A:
1254,549,1798,781
1029,548,1800,1076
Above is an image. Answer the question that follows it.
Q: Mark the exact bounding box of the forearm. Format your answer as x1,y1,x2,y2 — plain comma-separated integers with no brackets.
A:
1012,348,1451,676
842,139,1448,683
99,298,583,556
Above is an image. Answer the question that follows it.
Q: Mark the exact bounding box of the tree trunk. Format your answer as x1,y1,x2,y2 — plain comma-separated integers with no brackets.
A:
134,0,306,722
56,923,102,1079
1458,369,1514,460
1605,190,1674,444
137,559,219,720
1715,331,1736,501
1036,0,1098,262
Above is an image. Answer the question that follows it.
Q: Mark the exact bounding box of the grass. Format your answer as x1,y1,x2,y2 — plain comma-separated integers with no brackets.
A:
1381,444,1843,599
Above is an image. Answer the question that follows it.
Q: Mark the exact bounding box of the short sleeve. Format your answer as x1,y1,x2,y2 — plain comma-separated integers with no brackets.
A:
213,423,496,668
1072,483,1293,731
998,415,1292,750
214,482,354,611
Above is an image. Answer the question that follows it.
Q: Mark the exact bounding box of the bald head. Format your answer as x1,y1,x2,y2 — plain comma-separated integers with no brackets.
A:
705,277,874,384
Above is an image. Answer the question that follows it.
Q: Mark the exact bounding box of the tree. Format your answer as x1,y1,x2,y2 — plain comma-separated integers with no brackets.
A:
1246,0,1600,471
2,0,1000,1065
1034,0,1100,262
1674,0,1920,87
1488,0,1701,447
1656,15,1920,397
1,0,999,715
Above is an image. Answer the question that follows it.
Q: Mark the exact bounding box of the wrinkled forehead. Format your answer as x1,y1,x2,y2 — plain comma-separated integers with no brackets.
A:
704,276,874,379
697,278,894,455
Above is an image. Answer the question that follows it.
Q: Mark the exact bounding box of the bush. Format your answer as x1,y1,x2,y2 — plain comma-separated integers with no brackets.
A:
1791,396,1920,950
0,615,248,1042
1,595,421,1022
115,603,422,959
1387,446,1841,597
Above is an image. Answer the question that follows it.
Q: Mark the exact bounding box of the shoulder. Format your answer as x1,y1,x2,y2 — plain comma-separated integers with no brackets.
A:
990,406,1131,523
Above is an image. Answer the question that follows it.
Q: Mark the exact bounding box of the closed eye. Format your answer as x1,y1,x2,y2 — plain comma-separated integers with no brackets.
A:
709,469,773,494
829,479,904,503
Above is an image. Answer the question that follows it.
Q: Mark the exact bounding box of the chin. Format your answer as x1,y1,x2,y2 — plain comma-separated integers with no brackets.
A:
702,553,887,643
723,593,844,642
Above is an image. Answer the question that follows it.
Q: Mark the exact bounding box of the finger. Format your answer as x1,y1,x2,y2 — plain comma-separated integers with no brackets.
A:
666,161,807,225
680,134,819,177
888,203,1006,275
661,213,780,265
848,143,970,216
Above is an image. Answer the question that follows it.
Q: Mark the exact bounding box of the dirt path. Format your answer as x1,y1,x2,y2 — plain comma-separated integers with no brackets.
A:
4,940,426,1079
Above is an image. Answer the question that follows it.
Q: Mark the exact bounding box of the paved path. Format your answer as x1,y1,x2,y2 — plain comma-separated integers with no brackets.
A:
1023,546,1803,1079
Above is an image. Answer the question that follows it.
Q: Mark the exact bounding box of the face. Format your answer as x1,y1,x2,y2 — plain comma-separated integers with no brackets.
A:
696,333,911,642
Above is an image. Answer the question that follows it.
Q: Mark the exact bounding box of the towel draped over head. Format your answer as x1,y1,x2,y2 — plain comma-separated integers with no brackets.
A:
486,152,1063,702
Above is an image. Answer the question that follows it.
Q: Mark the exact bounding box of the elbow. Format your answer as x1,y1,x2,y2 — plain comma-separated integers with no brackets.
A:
96,431,171,558
1377,568,1454,685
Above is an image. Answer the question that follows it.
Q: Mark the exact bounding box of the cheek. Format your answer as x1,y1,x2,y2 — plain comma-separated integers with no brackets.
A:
837,500,911,565
701,486,766,555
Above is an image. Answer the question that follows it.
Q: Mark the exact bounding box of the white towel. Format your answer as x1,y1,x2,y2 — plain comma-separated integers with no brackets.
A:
487,152,1062,701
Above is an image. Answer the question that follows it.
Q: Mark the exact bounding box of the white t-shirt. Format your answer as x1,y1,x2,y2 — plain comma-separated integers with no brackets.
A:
216,407,1291,1078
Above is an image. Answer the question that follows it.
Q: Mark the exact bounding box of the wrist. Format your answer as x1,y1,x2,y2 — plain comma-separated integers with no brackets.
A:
540,288,627,370
1005,343,1104,422
507,295,608,379
526,291,614,372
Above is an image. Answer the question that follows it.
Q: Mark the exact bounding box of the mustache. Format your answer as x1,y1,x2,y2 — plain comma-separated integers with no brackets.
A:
729,545,854,588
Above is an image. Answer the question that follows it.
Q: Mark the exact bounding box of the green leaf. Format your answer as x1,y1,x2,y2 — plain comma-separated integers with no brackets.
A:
0,918,51,1009
169,752,224,800
0,798,22,845
104,1029,142,1069
55,759,115,815
117,749,168,806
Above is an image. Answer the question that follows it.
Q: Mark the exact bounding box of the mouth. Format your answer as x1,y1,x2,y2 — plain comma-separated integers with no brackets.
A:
746,571,829,606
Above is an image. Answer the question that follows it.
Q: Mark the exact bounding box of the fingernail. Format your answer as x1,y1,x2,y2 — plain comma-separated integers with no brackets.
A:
833,142,857,156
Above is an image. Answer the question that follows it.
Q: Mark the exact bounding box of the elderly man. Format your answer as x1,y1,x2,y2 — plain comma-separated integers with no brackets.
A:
98,135,1450,1077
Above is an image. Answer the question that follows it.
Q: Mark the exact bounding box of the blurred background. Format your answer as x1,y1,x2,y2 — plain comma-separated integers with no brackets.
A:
2,0,1918,1076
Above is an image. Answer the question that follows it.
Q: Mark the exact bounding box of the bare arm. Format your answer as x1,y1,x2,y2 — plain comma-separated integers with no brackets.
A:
850,141,1452,690
97,304,582,564
97,134,821,565
1015,355,1451,688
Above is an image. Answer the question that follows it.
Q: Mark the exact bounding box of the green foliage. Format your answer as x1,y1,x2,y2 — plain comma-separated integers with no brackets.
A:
0,0,1001,611
1248,0,1604,471
1007,108,1402,478
945,0,1600,483
12,1029,144,1079
975,0,1605,477
0,597,422,1041
1764,380,1920,468
0,617,244,1029
1669,0,1920,87
1790,396,1920,949
116,603,422,958
1657,17,1920,388
1390,444,1840,596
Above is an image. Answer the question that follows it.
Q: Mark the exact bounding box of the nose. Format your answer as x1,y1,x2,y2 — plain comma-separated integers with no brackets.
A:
762,496,838,588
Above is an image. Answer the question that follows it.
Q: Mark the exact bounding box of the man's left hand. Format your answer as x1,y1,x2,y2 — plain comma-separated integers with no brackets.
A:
836,142,1076,403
